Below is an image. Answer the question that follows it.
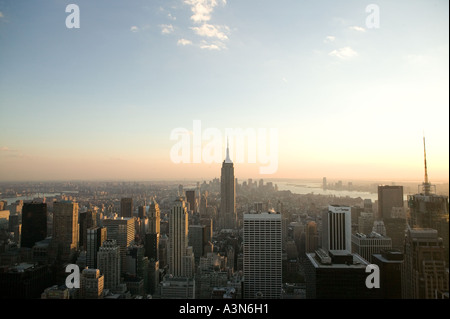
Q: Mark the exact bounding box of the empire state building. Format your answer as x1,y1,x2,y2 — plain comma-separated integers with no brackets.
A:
220,140,236,230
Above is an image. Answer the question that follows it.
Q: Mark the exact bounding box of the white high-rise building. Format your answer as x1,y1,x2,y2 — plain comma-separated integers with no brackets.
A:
243,212,282,299
322,205,352,253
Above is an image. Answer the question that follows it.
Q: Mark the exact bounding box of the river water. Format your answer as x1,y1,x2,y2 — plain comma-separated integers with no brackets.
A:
274,181,379,202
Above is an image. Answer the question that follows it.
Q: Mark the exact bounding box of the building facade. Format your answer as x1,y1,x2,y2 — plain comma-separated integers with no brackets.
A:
243,212,282,299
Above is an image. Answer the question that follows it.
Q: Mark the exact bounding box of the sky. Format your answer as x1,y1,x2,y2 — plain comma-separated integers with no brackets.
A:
0,0,448,183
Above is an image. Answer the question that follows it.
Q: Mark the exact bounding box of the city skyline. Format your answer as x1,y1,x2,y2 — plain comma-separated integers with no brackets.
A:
0,1,448,182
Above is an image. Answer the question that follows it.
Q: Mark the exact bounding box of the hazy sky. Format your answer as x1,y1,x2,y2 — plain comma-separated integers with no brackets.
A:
0,0,448,182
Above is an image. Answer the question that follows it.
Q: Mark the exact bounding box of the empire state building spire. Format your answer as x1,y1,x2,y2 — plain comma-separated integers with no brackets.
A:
225,137,232,163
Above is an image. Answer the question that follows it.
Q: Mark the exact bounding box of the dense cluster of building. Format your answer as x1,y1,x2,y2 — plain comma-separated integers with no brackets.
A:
0,143,448,299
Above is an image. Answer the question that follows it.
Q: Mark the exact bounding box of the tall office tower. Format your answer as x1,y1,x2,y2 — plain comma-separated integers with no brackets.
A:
220,140,236,230
120,197,133,218
102,217,135,273
52,201,79,263
185,190,196,213
305,221,319,253
148,198,160,234
243,212,282,299
144,232,159,262
402,228,448,299
281,217,289,246
79,210,97,251
188,224,207,263
383,218,407,250
200,218,213,244
358,211,375,234
169,198,189,277
304,248,376,299
378,185,404,220
138,206,146,219
159,235,169,268
80,268,104,299
322,177,327,190
9,214,21,245
148,259,160,295
372,249,404,299
86,226,107,269
183,246,195,277
21,202,47,249
351,232,392,263
408,137,449,266
199,193,208,218
363,199,373,213
322,205,352,253
125,244,149,291
97,239,121,291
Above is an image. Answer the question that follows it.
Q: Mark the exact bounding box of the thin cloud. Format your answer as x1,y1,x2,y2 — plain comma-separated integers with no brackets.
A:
329,47,358,59
349,26,366,32
199,43,221,50
160,24,174,34
0,12,4,18
199,40,226,50
1,146,17,152
130,26,139,32
177,38,193,46
324,35,336,43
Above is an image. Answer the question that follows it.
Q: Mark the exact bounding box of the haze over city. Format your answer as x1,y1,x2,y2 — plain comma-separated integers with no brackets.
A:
0,0,448,182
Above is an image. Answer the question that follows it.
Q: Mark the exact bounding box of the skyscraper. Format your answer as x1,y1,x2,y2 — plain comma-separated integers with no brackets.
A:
322,205,351,253
97,239,121,291
169,197,189,277
52,201,79,263
243,212,282,299
304,248,375,299
120,197,133,218
79,210,97,251
148,197,160,234
305,205,377,299
102,217,135,273
86,226,107,269
351,232,392,263
220,139,236,230
21,202,47,249
305,221,319,253
402,228,448,299
377,185,404,220
372,249,403,299
185,190,196,213
407,136,449,266
199,192,208,218
188,224,207,263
